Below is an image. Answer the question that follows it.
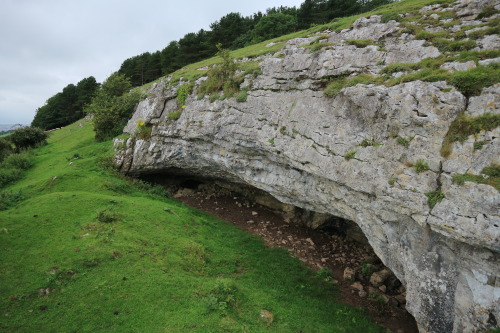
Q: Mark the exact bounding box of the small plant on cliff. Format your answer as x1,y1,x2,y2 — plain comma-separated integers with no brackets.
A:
473,140,488,151
476,6,499,19
359,138,381,147
345,39,376,48
396,137,410,148
134,118,152,140
441,112,500,157
236,91,248,103
452,164,500,192
361,263,375,280
324,74,382,98
425,189,445,209
447,64,500,97
176,83,193,107
414,159,429,173
167,111,182,121
198,44,240,98
345,151,356,161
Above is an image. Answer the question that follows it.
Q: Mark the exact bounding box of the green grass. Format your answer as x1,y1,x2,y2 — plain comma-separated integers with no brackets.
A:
300,42,337,53
239,60,262,76
452,164,500,191
345,40,378,48
467,26,500,40
441,112,500,157
414,159,429,173
324,74,383,98
425,189,445,209
396,137,410,148
236,91,248,103
345,151,357,160
167,111,182,121
0,120,382,332
477,5,499,19
385,64,500,98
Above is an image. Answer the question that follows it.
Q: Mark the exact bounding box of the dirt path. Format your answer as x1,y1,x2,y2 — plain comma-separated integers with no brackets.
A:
171,186,418,333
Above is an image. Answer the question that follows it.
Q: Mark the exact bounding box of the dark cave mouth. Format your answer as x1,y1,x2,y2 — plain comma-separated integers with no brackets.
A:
137,170,416,330
140,169,370,244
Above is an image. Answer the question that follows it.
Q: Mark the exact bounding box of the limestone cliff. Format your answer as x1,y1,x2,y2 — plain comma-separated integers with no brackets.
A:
115,0,500,331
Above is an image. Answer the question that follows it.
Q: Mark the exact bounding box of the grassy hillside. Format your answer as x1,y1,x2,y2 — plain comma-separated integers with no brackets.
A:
0,120,382,332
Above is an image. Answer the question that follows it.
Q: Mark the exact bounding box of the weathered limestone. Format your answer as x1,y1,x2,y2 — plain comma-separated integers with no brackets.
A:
116,0,500,331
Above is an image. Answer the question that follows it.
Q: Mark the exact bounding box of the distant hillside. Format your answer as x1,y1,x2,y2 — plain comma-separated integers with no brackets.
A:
0,124,24,131
0,124,25,136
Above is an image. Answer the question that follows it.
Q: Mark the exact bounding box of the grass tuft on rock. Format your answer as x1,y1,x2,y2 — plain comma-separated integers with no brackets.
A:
425,189,445,209
452,164,499,191
441,113,500,157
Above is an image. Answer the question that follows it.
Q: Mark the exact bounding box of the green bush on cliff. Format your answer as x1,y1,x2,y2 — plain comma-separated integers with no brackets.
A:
176,82,193,107
198,44,241,98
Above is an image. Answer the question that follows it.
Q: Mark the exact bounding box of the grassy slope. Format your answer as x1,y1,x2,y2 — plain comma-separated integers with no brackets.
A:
0,120,381,332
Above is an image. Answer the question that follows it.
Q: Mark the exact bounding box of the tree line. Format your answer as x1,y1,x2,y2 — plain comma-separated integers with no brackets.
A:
118,0,391,87
31,0,391,130
31,77,100,130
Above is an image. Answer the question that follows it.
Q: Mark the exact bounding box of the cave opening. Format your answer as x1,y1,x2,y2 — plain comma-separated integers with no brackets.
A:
138,170,418,332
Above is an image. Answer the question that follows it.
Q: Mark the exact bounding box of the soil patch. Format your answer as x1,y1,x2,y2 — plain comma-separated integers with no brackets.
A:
166,182,418,333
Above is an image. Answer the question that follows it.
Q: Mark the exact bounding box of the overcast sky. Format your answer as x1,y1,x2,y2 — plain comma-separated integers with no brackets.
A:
0,0,304,125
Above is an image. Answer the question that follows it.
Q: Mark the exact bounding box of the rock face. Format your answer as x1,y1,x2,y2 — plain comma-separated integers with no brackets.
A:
115,0,500,331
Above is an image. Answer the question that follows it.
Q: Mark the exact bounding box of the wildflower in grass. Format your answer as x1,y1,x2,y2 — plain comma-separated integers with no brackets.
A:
182,105,187,109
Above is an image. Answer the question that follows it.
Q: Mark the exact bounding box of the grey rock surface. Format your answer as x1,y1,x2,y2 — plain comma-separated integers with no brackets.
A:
115,0,500,331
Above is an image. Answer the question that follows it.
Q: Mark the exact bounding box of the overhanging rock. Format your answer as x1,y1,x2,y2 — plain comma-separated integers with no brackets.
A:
115,1,500,330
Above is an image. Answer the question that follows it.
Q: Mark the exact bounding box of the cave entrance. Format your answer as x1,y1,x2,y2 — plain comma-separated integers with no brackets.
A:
139,171,417,332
